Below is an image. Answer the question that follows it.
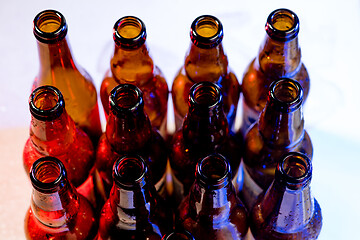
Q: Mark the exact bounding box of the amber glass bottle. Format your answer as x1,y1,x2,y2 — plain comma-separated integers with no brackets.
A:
23,85,95,188
241,8,310,134
170,82,241,203
95,84,168,197
96,154,172,240
178,154,248,240
32,9,102,143
172,15,240,131
240,78,312,209
100,16,168,136
250,152,322,239
162,230,195,240
24,156,97,240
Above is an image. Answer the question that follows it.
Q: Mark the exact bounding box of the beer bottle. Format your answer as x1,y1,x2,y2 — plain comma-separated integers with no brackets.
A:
96,155,172,240
241,8,310,134
100,16,168,137
24,156,97,239
95,84,168,198
162,230,195,240
170,82,241,203
240,78,312,209
250,152,322,239
172,15,240,131
33,9,102,144
23,86,95,188
177,154,248,240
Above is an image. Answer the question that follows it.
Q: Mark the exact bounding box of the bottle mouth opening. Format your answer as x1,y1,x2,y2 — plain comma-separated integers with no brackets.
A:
113,16,146,49
196,154,230,188
33,9,67,43
265,8,299,41
189,81,222,109
190,15,223,49
163,231,195,240
269,78,303,112
110,84,143,114
30,156,67,193
30,85,64,121
113,155,147,189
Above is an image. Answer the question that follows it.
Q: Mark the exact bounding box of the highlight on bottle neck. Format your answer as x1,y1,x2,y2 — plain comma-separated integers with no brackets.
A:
268,78,303,112
30,85,65,121
162,230,195,240
190,15,223,49
189,81,222,111
113,154,148,190
113,16,147,49
30,156,67,193
33,9,68,43
265,8,299,42
109,84,144,116
276,152,312,190
196,154,231,190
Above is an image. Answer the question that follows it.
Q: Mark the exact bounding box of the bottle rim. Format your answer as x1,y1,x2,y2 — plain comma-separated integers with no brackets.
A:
33,9,68,44
162,230,195,240
113,16,147,49
30,156,67,193
109,84,144,115
29,85,65,121
189,81,223,110
265,8,299,42
190,15,223,49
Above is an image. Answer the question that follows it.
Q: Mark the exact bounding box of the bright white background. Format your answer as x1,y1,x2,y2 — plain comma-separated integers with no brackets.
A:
0,0,359,239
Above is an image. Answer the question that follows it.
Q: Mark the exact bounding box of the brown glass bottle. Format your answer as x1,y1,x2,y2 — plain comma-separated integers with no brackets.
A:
32,9,102,144
100,16,168,136
241,8,310,134
240,78,312,209
23,85,95,188
172,15,240,131
162,230,195,240
96,154,173,240
24,156,97,240
250,152,322,239
95,84,168,198
177,154,248,240
170,82,242,203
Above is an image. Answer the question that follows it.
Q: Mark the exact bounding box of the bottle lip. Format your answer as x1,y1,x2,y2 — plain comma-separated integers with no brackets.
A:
276,152,312,190
109,84,144,116
265,8,299,42
33,9,68,44
30,156,67,193
196,154,231,189
190,15,223,49
113,16,147,49
113,154,148,190
29,85,65,121
162,230,195,240
268,78,303,113
189,81,223,110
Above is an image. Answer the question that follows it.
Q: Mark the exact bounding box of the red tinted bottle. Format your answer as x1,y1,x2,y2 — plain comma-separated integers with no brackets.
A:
100,16,168,136
172,15,240,131
239,78,312,209
24,156,97,239
95,84,168,197
170,82,241,203
23,85,95,188
33,9,102,143
250,152,322,239
241,8,310,134
96,154,173,240
178,154,248,240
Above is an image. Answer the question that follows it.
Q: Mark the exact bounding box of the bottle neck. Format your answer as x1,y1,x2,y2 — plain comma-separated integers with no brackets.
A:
185,43,228,83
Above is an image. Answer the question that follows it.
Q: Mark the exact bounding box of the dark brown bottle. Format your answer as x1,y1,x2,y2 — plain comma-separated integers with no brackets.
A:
250,152,322,239
162,230,195,240
32,9,102,144
23,85,95,188
172,15,240,131
96,154,173,240
177,154,248,240
170,82,242,203
241,8,310,134
95,84,168,198
24,156,97,240
239,78,312,209
100,16,168,137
